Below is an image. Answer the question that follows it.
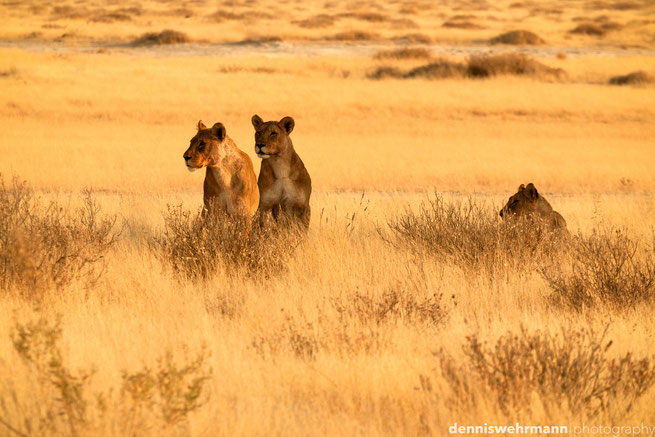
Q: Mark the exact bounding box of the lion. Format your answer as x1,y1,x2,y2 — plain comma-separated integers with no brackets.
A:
183,120,259,221
499,183,567,230
251,114,312,228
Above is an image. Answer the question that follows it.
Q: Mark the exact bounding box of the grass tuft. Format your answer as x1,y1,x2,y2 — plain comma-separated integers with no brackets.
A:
131,30,191,46
609,71,654,85
489,30,546,45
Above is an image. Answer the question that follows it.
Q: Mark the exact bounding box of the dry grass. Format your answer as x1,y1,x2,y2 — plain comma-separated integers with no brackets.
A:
1,0,655,434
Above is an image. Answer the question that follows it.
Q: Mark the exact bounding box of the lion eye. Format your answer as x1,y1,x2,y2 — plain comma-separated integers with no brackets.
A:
270,132,277,138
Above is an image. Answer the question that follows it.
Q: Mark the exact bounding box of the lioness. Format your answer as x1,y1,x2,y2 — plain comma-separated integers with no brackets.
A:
183,120,259,220
500,183,567,230
251,114,312,228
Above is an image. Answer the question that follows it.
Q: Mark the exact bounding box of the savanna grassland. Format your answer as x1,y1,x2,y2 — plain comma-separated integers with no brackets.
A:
1,0,655,436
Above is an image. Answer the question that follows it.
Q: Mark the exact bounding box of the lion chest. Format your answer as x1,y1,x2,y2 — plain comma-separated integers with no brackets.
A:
204,168,237,209
261,178,305,208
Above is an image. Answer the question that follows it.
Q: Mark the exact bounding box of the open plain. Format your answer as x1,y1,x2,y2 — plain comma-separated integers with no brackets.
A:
1,0,655,435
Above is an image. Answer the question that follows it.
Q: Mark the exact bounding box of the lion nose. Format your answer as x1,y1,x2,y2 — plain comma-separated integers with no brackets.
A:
499,209,504,217
255,143,265,151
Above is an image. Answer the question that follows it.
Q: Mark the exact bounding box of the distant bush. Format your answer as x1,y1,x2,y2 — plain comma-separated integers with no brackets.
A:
609,71,654,85
329,30,380,41
373,47,432,60
442,20,484,29
489,30,545,45
542,228,655,311
569,21,622,36
0,175,118,296
436,326,655,418
405,59,468,79
369,54,564,80
131,30,191,46
467,53,564,78
368,66,405,79
294,13,336,28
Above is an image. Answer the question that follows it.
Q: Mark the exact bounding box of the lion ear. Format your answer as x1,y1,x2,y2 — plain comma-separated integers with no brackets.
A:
526,183,539,199
518,184,526,191
251,114,264,130
279,116,294,134
211,123,226,141
197,120,207,131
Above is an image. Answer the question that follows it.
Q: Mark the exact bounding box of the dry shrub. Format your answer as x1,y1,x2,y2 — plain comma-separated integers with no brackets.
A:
531,7,563,15
51,5,88,19
11,316,94,436
154,204,302,280
340,11,388,22
610,0,642,9
294,13,336,28
0,176,118,296
373,47,432,60
131,30,191,46
569,21,623,36
329,30,380,41
467,53,565,79
369,54,565,80
437,326,655,418
335,285,447,327
588,0,643,10
442,20,484,29
489,30,545,45
90,12,131,23
405,60,468,79
609,71,654,85
116,7,142,16
210,10,274,21
367,66,405,79
385,195,563,275
236,35,282,45
542,228,655,311
7,315,212,436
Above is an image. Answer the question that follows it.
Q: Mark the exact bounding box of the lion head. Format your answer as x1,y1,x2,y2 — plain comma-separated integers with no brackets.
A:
183,120,227,172
251,115,295,159
500,183,554,217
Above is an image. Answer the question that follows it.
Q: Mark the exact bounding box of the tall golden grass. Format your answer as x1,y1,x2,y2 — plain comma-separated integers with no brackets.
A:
1,0,655,434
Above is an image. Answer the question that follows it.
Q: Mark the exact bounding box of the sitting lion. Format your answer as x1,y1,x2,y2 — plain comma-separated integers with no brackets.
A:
183,120,259,220
500,183,567,230
251,114,312,228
